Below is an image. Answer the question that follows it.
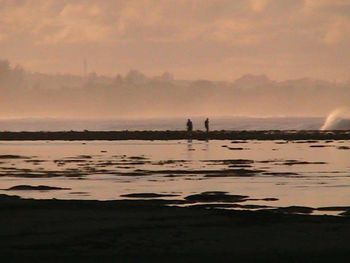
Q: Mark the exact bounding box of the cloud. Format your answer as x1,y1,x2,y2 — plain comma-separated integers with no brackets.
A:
250,0,270,13
0,0,319,45
0,0,349,81
323,17,350,45
40,3,112,44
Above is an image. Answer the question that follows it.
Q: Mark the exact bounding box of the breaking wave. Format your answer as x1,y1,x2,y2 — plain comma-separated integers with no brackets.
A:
321,108,350,130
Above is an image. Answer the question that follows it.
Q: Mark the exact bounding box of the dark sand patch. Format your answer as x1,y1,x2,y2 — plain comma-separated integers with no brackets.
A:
203,159,254,165
128,167,264,178
294,140,319,144
109,171,152,177
184,178,207,181
247,197,279,202
95,160,149,166
258,159,283,164
25,159,47,163
202,160,255,170
4,185,71,191
152,160,189,165
75,155,93,159
136,168,263,176
54,159,90,164
69,191,90,195
164,174,187,178
204,168,264,177
261,198,279,201
275,141,288,144
0,155,29,159
263,172,299,176
228,164,253,168
282,160,327,166
317,206,350,212
231,140,248,143
129,156,149,160
338,146,350,150
0,168,87,178
185,191,249,203
227,147,250,150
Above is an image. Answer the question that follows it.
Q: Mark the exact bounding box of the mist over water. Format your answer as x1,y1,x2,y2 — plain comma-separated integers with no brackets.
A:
0,117,323,131
0,59,350,119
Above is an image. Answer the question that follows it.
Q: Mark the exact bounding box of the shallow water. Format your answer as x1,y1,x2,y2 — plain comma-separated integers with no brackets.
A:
1,140,350,214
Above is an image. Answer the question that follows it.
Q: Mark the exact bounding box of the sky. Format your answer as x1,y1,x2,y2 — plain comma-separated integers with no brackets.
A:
0,0,349,81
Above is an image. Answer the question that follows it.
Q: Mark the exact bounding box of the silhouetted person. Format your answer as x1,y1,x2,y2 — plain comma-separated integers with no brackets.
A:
204,118,209,133
187,119,193,132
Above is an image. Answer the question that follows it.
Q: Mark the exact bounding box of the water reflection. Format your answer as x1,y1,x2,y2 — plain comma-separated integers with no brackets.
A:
186,139,194,159
0,140,349,211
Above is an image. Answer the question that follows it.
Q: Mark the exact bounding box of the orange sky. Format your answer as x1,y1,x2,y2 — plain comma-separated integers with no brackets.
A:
0,0,349,81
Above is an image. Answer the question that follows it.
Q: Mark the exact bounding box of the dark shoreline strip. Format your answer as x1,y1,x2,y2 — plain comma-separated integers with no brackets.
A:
2,194,350,261
0,130,350,141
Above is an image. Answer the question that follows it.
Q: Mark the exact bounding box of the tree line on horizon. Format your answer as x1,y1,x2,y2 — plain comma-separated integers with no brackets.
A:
1,59,349,118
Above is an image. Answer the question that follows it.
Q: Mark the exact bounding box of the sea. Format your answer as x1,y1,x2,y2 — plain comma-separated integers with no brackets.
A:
0,117,324,131
1,116,350,216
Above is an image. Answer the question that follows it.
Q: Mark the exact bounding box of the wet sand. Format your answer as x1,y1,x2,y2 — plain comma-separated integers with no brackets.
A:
2,194,350,262
2,138,350,261
1,130,350,141
1,139,350,209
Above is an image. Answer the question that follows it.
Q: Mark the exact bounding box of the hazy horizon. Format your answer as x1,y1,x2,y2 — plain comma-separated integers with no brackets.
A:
1,57,350,119
0,0,349,120
3,54,349,84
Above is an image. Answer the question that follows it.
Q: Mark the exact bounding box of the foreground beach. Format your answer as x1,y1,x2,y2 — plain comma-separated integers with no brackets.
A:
1,194,350,262
1,137,350,262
